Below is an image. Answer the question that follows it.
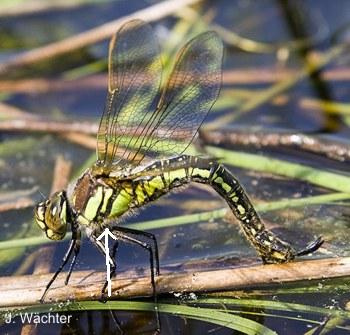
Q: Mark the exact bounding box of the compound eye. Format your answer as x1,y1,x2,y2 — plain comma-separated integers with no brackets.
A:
51,205,58,217
45,195,67,240
35,192,68,241
34,202,48,230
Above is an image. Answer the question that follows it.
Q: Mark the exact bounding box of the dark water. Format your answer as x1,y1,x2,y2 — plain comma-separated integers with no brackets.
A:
1,0,350,334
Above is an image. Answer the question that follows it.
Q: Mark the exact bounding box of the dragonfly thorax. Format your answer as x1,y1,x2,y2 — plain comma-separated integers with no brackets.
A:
34,191,68,240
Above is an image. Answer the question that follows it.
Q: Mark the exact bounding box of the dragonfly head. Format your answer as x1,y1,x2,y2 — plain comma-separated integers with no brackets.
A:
34,191,68,240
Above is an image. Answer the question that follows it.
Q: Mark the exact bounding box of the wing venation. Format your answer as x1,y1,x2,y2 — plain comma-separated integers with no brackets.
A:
96,20,223,172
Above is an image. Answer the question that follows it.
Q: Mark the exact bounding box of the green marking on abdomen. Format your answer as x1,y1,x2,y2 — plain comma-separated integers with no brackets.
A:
231,195,239,202
237,204,246,215
212,175,232,193
192,167,210,178
167,169,187,182
135,184,146,204
146,176,164,193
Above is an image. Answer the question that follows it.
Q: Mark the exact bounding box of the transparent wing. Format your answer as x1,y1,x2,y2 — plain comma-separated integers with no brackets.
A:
96,21,223,171
96,19,162,167
121,31,223,165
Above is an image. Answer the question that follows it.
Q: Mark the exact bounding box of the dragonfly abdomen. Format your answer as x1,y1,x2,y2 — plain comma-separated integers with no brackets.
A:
135,155,296,263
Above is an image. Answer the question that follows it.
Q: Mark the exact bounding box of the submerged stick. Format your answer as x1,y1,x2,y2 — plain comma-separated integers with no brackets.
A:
4,115,350,163
0,0,202,75
208,43,350,128
0,119,98,135
3,66,350,94
201,129,350,162
0,257,349,307
0,75,106,94
0,0,95,17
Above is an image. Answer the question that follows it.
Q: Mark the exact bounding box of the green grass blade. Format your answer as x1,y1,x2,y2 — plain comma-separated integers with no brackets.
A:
0,301,277,335
206,146,350,193
194,297,350,319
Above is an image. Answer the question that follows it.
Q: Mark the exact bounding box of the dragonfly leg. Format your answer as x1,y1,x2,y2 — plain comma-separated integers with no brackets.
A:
90,234,117,302
110,228,160,334
65,228,81,285
40,239,78,303
40,221,81,303
112,226,159,276
105,240,119,290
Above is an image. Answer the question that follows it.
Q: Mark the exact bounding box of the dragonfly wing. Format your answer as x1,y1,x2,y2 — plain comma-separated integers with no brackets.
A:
96,19,162,168
123,30,223,164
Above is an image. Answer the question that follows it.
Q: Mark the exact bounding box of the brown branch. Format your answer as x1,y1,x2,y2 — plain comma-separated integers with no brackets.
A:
0,197,34,212
0,118,190,138
4,117,350,163
0,257,349,307
0,117,191,142
49,155,72,195
60,133,96,150
201,129,350,162
0,117,164,158
0,0,94,17
3,111,350,163
2,66,350,95
0,103,38,120
223,67,350,85
0,119,98,135
0,75,106,94
1,65,350,99
0,188,38,213
0,0,202,75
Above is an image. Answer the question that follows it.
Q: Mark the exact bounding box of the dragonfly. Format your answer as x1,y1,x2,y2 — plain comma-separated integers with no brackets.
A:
34,19,323,304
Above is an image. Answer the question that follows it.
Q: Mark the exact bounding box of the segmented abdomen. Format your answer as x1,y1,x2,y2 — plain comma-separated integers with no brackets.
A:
135,155,295,263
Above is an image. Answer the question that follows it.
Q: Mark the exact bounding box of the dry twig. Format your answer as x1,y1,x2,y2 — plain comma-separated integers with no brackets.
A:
2,66,350,94
0,0,98,17
201,129,350,162
0,257,349,307
223,67,350,84
0,119,98,135
0,0,202,75
0,188,39,213
0,197,34,213
0,75,106,94
0,103,38,120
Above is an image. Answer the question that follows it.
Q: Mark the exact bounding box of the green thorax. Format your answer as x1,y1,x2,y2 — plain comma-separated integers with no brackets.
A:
70,163,200,227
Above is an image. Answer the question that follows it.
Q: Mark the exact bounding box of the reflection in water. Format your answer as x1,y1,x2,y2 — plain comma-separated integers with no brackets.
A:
278,0,342,133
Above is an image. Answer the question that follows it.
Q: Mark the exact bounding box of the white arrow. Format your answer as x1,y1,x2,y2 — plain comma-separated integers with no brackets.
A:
97,228,117,297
